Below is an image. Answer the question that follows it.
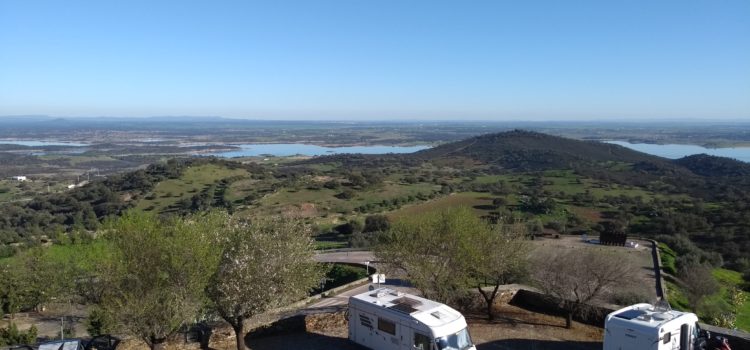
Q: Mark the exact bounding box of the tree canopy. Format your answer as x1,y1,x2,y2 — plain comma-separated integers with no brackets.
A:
207,216,325,350
95,211,226,350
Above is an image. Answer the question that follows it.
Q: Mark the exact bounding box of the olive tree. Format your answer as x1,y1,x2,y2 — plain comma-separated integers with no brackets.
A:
0,247,75,318
468,221,529,320
375,207,478,304
97,211,225,350
679,263,719,313
207,216,325,350
532,249,634,328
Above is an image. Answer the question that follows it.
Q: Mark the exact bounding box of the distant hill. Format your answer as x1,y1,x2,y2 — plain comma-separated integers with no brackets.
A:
675,154,750,178
413,130,672,170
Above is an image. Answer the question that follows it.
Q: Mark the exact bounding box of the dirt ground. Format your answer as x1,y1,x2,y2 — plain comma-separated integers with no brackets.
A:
2,303,90,340
530,235,657,303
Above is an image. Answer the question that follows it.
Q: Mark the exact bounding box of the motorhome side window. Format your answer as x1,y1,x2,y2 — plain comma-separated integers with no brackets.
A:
414,332,431,350
663,332,671,344
378,318,396,335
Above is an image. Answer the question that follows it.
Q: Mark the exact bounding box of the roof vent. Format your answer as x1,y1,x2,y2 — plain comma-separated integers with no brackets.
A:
371,289,390,298
637,314,653,322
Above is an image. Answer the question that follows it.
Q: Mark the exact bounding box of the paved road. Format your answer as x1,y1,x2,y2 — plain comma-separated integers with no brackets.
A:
309,251,416,311
314,251,375,265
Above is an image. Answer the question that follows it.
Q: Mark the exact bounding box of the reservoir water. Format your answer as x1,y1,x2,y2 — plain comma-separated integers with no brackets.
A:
606,141,750,163
212,143,430,157
0,140,87,147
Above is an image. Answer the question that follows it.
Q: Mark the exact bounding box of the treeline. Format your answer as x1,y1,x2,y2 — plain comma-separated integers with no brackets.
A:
0,158,253,256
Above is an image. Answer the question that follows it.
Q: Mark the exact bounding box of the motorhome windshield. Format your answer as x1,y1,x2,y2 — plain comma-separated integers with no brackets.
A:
436,328,472,350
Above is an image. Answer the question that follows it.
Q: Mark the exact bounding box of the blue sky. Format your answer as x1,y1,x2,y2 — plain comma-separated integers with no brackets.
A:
1,0,748,120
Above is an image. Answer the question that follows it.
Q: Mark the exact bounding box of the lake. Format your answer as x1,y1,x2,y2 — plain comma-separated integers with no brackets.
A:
606,141,750,163
0,140,88,147
212,143,430,157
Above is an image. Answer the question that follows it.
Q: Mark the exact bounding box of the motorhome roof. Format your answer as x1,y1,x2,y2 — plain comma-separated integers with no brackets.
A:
350,288,463,328
608,303,697,332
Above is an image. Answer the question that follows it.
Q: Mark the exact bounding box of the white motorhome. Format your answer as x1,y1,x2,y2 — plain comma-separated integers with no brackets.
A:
348,288,476,350
603,303,710,350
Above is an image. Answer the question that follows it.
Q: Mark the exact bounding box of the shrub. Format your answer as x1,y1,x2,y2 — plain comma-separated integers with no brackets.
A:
335,220,362,235
349,232,380,248
336,189,355,200
323,180,340,190
86,307,114,337
363,215,390,233
0,323,37,346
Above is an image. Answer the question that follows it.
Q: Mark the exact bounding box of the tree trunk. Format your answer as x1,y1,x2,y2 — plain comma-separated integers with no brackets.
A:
565,311,573,329
233,323,246,350
477,283,501,321
150,339,166,350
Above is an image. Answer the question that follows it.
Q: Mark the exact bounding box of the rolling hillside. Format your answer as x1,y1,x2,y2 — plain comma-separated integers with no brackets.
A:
2,131,750,275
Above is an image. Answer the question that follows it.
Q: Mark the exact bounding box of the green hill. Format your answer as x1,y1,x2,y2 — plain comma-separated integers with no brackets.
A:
676,154,750,178
413,130,672,170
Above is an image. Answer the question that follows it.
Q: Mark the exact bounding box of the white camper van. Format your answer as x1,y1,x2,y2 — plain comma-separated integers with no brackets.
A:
348,288,476,350
603,303,711,350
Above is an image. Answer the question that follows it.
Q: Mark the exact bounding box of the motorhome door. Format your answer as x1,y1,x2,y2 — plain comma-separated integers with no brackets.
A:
412,331,433,350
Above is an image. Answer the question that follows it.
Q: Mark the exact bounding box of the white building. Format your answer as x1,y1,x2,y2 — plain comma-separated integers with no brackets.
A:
11,176,27,181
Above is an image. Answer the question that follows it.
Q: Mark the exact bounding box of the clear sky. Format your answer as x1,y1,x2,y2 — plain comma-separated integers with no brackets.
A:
1,0,748,121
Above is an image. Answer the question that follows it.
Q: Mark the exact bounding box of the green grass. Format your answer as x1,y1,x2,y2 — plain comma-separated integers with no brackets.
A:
666,279,690,311
389,192,491,220
711,268,750,331
1,240,113,271
713,268,745,285
136,164,248,212
738,298,750,332
473,175,513,184
658,243,677,275
258,180,440,216
224,178,263,203
665,264,749,331
43,240,113,270
661,241,749,331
